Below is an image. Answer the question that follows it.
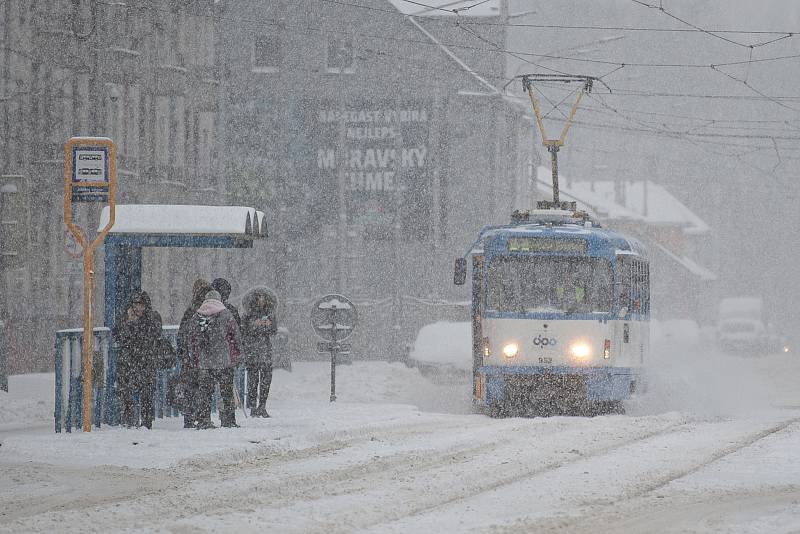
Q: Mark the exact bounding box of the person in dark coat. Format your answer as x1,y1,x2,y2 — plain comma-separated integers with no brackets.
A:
241,287,278,417
176,279,212,428
187,290,243,429
212,278,241,328
211,277,242,423
112,290,163,429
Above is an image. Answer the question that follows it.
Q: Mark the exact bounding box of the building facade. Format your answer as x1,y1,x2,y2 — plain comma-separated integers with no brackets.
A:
0,0,219,371
0,0,537,371
215,0,537,360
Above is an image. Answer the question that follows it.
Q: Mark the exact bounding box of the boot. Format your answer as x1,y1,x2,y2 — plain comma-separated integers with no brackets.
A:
221,414,239,428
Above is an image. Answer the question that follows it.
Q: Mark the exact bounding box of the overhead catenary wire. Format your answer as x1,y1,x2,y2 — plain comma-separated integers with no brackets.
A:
92,0,800,73
315,1,800,116
323,0,800,41
88,0,796,127
83,0,800,121
629,0,788,49
79,0,800,146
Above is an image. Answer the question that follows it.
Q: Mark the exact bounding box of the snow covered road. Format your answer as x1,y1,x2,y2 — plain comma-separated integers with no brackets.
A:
2,353,800,533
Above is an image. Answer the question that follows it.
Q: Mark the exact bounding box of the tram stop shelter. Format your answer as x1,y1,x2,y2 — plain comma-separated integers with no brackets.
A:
100,204,266,424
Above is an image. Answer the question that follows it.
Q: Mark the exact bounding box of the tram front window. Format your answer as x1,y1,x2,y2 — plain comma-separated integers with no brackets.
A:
487,256,613,314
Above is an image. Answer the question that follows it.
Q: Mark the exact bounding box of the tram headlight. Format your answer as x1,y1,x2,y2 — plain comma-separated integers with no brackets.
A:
502,343,519,359
570,342,592,360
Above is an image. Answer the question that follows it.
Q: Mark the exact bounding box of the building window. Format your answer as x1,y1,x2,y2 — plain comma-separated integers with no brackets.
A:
327,36,354,74
253,35,280,73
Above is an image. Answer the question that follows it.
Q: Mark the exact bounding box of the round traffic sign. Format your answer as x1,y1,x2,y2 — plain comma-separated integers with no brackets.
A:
310,294,357,342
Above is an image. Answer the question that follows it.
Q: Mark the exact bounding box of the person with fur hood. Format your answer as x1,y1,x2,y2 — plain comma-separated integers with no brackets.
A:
187,289,242,429
112,290,163,429
241,287,278,417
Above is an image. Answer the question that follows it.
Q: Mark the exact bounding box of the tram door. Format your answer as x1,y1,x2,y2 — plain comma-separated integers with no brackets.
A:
615,255,649,365
472,255,485,402
615,256,633,363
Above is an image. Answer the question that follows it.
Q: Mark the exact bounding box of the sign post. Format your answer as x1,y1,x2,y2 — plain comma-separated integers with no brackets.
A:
63,137,116,432
311,294,357,402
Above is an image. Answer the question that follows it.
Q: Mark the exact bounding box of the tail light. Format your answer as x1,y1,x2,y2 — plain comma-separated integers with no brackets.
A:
475,374,484,400
603,339,611,359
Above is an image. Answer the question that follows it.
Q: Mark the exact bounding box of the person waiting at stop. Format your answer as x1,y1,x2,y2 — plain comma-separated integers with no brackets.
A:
112,290,163,429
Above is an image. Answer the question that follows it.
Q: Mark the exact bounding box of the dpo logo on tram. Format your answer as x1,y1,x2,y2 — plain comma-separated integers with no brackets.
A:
533,335,558,347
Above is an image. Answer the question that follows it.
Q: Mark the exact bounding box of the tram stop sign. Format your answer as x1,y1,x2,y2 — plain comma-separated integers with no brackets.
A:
311,294,358,343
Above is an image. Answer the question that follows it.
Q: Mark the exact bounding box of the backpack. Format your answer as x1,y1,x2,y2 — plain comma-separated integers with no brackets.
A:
195,313,217,355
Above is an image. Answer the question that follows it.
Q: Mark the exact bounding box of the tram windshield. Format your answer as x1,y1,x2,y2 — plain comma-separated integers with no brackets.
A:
487,256,614,314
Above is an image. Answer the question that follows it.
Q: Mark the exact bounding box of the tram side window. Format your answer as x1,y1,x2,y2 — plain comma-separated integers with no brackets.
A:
618,257,650,315
633,259,650,314
641,262,650,314
618,256,633,314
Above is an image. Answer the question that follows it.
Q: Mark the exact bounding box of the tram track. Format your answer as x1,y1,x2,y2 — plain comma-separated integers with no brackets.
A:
5,412,797,534
626,415,800,498
0,414,690,532
485,413,800,534
156,415,696,533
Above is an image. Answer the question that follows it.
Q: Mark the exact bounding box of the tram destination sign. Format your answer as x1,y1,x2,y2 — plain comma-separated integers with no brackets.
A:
507,237,587,254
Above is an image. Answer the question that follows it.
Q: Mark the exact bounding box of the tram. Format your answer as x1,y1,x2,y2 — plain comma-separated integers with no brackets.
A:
454,206,650,416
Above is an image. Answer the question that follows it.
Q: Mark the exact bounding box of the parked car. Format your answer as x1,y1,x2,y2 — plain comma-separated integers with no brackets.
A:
717,298,767,354
407,321,471,383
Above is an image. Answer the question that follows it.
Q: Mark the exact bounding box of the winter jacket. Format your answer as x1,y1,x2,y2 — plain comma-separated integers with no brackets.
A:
177,305,198,368
112,291,163,382
224,302,242,329
188,299,242,370
177,280,213,368
241,287,278,366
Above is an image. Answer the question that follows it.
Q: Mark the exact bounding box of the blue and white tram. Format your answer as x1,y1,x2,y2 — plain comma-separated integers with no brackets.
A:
454,209,650,416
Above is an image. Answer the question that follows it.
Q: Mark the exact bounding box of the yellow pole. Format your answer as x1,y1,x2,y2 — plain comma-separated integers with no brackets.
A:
558,88,586,145
522,76,590,206
526,86,549,145
82,248,94,432
64,137,116,433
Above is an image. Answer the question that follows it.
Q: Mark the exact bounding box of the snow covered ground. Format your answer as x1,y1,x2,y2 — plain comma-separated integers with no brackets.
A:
2,347,800,533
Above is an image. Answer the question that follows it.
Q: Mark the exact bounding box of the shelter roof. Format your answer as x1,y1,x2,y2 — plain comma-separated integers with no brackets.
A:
98,205,266,237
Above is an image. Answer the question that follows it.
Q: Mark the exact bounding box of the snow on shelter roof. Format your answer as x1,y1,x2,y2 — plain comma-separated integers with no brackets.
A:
98,205,266,237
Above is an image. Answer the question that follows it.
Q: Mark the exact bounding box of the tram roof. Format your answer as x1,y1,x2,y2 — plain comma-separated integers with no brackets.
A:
474,220,648,259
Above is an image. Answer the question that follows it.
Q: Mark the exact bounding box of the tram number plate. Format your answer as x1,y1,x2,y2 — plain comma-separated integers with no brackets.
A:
538,357,553,365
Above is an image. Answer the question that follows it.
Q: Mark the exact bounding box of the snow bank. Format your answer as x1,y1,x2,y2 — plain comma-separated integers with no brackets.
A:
0,374,53,429
0,362,471,469
631,332,800,417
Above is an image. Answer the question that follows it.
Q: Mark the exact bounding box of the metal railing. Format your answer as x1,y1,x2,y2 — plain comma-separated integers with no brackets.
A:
0,320,7,392
54,327,113,433
54,325,247,433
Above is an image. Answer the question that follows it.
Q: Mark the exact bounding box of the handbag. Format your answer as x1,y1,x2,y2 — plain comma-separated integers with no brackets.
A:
166,374,190,411
156,336,177,370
